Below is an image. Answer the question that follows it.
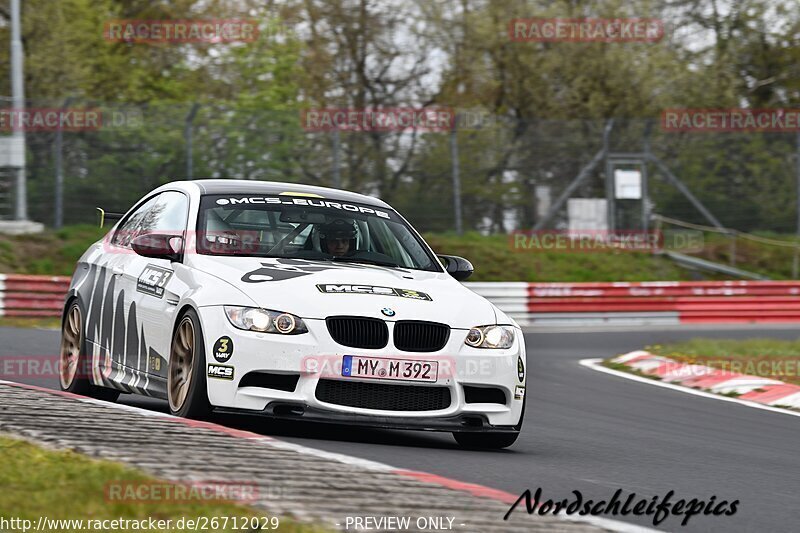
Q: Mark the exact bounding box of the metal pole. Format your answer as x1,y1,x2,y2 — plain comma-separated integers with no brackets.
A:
795,131,800,278
10,0,27,220
184,103,200,180
332,127,341,188
450,119,463,235
641,120,653,233
640,162,649,232
54,96,74,229
603,120,615,231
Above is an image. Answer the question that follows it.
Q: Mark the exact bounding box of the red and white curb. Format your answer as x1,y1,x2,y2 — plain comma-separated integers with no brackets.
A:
580,352,800,418
0,379,655,533
0,273,5,317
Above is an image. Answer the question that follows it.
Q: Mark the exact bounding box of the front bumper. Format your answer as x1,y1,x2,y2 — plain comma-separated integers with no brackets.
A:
198,306,526,430
214,406,520,433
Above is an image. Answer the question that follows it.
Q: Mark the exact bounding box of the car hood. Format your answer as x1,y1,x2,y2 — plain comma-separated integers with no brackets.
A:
189,256,496,328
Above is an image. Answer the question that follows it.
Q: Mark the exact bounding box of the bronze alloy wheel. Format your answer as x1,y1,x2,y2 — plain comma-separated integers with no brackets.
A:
168,316,195,412
59,303,83,389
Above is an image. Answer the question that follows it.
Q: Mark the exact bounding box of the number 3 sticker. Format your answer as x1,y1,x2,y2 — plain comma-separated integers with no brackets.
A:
213,336,234,363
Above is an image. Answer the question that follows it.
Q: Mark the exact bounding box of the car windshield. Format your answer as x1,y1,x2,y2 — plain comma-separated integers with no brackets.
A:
196,194,441,272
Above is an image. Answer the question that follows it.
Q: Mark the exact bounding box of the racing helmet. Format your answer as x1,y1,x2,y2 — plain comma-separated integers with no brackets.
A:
318,218,358,254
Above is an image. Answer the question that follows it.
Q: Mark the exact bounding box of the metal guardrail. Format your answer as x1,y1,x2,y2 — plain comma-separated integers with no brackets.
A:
3,275,800,326
0,274,70,317
665,251,770,280
465,280,800,326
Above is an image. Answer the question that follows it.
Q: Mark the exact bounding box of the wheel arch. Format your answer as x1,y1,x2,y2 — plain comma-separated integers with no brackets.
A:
172,303,200,335
61,293,84,335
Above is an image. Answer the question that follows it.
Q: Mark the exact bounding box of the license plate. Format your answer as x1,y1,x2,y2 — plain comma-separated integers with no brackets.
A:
342,355,438,382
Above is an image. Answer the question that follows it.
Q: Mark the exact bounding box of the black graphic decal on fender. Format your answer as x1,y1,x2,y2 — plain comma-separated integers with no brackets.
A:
77,260,165,391
86,265,107,343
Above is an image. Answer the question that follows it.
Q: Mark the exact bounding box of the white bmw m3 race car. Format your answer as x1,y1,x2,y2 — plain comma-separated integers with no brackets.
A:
59,180,526,448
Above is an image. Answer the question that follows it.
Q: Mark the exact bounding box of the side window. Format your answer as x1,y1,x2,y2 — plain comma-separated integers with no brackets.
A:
112,191,189,248
111,195,159,247
149,191,189,234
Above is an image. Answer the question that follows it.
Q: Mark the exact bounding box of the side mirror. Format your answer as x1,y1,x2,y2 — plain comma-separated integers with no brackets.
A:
131,234,183,262
438,254,474,281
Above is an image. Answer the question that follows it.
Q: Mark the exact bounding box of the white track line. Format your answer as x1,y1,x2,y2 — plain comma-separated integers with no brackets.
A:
580,358,800,419
266,439,396,472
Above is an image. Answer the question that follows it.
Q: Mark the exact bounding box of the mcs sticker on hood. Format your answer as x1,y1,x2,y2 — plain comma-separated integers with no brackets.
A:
317,284,432,301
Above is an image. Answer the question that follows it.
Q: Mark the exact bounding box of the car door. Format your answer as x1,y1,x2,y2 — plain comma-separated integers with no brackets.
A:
101,193,161,388
111,190,190,393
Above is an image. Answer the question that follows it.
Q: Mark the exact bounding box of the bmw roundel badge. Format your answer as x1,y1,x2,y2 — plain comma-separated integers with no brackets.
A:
381,308,396,317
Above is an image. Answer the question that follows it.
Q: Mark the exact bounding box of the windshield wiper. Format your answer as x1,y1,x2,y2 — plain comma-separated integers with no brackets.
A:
329,256,401,268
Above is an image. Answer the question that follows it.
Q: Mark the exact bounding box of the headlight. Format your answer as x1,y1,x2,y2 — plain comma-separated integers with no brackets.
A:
224,306,308,335
464,325,515,349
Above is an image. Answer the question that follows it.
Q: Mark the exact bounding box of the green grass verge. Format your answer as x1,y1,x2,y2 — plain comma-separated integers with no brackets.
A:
645,338,800,386
0,225,792,281
692,233,800,280
425,232,694,281
0,436,325,532
0,225,107,276
0,317,61,329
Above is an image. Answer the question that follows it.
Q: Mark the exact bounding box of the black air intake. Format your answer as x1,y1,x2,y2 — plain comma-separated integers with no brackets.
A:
463,385,507,405
238,372,299,392
316,379,451,411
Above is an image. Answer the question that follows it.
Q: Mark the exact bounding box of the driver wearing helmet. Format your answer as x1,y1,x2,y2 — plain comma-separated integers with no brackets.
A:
318,218,357,257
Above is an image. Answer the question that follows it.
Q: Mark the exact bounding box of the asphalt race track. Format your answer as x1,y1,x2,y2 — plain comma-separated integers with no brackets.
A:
3,325,799,532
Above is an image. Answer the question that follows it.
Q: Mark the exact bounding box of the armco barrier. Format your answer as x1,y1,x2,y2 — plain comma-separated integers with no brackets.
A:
464,281,800,326
0,274,70,318
3,275,800,326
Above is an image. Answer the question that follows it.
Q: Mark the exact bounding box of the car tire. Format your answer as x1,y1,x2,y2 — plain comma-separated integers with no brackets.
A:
168,309,212,418
59,299,120,402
